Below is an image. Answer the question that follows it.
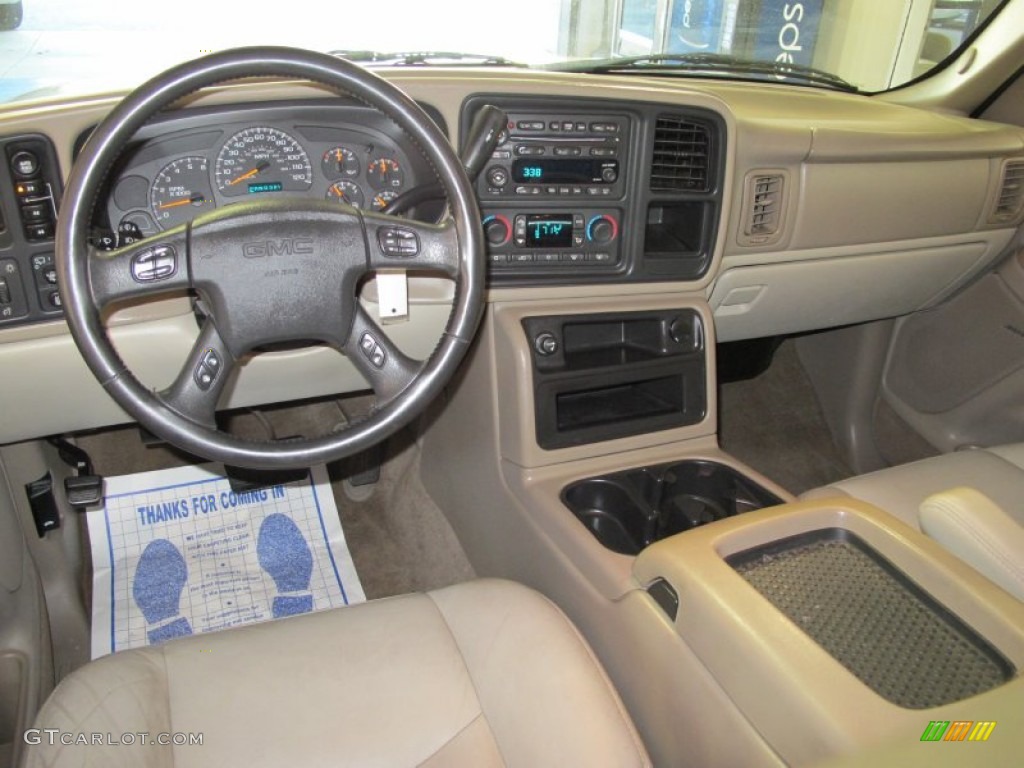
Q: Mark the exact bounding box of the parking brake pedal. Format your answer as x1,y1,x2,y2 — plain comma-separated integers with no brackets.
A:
48,437,104,509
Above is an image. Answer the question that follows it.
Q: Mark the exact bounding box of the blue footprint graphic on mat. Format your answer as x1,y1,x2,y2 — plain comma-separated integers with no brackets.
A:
133,539,193,645
257,514,314,618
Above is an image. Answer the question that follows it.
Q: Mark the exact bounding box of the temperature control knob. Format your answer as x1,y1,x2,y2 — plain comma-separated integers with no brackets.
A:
586,215,618,245
483,214,512,246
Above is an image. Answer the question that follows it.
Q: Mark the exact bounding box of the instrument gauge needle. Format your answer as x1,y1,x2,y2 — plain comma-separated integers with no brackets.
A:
228,161,270,186
158,195,206,210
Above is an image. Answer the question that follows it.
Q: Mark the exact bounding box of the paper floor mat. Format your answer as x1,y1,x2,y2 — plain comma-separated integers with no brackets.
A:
87,463,365,659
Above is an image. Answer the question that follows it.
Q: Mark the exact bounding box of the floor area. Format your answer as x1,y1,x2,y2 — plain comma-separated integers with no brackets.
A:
76,396,475,601
718,339,854,495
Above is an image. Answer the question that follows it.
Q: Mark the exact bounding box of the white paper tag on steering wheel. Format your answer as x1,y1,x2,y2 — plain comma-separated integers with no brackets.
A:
376,269,409,324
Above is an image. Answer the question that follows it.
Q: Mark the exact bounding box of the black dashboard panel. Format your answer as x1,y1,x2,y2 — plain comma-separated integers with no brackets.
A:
461,95,726,286
97,101,442,246
0,133,64,327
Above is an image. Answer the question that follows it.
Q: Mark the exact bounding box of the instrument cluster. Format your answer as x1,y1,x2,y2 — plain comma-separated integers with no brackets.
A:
100,103,429,245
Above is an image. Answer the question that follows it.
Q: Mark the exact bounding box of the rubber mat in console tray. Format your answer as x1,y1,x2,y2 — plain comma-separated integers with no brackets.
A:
87,463,365,658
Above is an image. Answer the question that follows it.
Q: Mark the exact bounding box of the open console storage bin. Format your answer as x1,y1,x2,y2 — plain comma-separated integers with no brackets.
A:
562,460,782,555
524,309,707,449
727,528,1015,708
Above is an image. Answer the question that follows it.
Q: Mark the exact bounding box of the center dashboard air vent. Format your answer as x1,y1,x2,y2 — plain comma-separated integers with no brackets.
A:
650,115,712,193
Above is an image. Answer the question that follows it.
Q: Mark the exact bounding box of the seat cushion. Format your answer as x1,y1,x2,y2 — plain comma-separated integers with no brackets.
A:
919,487,1024,600
24,579,649,768
801,444,1024,530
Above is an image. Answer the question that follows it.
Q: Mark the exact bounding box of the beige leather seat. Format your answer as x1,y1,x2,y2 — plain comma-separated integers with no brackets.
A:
804,444,1024,599
24,579,650,768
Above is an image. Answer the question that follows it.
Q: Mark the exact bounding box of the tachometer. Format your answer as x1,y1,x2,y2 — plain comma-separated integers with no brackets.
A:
150,156,214,229
214,126,312,197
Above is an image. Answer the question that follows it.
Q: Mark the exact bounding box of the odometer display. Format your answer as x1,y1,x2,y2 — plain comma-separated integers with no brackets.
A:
215,126,312,197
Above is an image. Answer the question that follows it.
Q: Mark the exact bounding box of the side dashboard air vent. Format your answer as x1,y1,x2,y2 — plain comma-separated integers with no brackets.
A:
739,171,787,246
651,116,711,192
991,159,1024,223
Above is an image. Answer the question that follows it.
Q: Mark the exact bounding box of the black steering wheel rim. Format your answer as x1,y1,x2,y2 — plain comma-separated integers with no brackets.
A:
57,46,485,470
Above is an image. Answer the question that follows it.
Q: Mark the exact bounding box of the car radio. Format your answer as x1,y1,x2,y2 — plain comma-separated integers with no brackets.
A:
477,112,629,201
470,105,632,278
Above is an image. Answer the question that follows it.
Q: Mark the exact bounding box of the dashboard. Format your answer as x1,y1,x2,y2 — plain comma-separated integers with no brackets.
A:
0,69,1022,445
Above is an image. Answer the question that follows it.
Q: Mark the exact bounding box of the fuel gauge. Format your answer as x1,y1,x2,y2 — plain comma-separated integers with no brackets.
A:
326,180,365,209
322,147,360,179
150,156,214,229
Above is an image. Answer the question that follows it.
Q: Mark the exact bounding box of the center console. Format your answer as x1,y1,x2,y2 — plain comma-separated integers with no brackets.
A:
461,96,725,285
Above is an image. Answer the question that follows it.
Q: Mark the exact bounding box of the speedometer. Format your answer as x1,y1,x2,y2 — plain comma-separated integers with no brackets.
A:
214,126,313,198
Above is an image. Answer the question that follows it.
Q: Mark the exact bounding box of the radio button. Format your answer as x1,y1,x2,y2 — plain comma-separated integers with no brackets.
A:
512,253,535,263
517,121,545,131
558,187,571,196
562,252,586,263
537,252,560,264
492,150,511,160
488,252,508,264
593,252,614,263
590,122,619,133
553,146,581,156
575,122,587,131
572,186,584,195
590,147,617,157
562,121,575,132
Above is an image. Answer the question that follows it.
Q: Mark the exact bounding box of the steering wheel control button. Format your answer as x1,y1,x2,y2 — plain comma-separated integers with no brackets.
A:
193,349,221,392
377,227,419,258
201,348,222,373
359,332,387,369
131,245,177,283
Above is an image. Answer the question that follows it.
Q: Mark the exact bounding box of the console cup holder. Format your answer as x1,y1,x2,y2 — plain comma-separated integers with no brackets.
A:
562,460,783,555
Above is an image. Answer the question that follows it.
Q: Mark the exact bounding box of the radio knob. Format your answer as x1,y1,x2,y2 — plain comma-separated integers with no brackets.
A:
486,166,509,188
483,214,512,246
587,215,618,245
601,166,618,183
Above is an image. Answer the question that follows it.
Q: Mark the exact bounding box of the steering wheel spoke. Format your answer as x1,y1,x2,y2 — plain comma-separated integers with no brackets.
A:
361,212,460,279
87,229,191,310
341,305,423,404
158,320,235,429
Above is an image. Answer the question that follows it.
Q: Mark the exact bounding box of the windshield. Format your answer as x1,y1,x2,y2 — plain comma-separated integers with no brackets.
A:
0,0,1009,105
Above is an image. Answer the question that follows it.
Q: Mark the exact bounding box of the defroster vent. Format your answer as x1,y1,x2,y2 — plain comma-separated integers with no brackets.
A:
651,116,712,192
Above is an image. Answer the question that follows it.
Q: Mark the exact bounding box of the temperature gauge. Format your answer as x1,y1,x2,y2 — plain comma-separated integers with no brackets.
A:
370,190,398,211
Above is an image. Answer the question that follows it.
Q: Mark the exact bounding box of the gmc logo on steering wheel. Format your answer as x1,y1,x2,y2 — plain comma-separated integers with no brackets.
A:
242,238,315,258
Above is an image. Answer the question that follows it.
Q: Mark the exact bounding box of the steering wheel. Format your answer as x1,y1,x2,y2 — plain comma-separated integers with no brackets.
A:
56,47,485,470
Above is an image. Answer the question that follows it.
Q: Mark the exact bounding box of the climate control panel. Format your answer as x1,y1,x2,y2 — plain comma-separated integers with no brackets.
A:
482,208,622,270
